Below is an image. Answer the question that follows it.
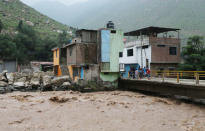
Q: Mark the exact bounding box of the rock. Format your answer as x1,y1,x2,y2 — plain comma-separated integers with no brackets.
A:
42,75,52,87
0,87,6,94
16,77,27,83
49,96,69,103
53,81,72,91
13,74,28,89
43,71,54,76
4,85,13,93
51,76,70,86
62,82,71,87
30,72,41,87
0,81,8,87
0,70,8,82
13,82,25,88
6,73,14,85
21,69,33,73
26,21,34,26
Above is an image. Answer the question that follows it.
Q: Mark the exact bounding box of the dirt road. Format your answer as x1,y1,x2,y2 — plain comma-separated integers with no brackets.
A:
0,91,205,131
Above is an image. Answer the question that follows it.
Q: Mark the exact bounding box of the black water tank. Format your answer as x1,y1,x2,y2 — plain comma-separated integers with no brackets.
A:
107,21,115,29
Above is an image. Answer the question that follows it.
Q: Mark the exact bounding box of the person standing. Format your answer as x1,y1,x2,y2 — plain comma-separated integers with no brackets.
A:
143,67,147,77
146,68,151,80
138,68,142,79
135,68,139,80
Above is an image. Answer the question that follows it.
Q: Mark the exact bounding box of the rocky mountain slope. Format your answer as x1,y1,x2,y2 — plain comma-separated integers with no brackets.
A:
0,0,73,38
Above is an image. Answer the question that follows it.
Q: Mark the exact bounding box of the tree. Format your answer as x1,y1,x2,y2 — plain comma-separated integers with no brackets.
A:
58,30,70,47
0,34,16,60
17,20,23,32
15,20,58,63
35,37,57,61
178,36,205,71
15,21,39,64
0,19,3,33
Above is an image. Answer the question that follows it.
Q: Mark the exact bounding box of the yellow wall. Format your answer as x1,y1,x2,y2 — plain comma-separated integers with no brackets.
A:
53,48,60,66
68,65,73,80
57,66,62,76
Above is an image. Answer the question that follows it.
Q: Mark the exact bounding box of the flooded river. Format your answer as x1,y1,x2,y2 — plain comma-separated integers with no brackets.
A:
0,91,205,131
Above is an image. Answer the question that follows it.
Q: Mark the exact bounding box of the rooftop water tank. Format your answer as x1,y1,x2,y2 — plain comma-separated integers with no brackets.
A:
107,21,115,29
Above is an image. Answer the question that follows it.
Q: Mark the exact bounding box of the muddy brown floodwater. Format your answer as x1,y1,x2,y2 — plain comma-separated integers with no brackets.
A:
0,91,205,131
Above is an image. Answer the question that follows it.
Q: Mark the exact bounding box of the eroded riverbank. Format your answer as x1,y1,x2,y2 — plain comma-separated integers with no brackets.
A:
0,91,205,131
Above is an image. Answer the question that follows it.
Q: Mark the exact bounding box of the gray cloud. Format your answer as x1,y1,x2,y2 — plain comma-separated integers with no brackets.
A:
20,0,89,6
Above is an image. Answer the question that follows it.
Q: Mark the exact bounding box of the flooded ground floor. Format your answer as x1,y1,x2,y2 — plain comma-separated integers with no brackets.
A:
0,91,205,131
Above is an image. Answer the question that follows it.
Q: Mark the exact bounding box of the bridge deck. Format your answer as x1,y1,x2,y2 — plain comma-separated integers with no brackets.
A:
119,78,205,99
137,77,205,86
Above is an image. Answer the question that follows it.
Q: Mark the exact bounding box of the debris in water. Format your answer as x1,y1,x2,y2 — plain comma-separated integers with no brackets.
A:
11,95,33,102
49,96,69,103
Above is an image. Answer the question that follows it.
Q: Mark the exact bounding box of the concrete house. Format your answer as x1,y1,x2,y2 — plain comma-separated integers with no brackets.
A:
98,29,124,82
119,26,181,78
65,29,99,81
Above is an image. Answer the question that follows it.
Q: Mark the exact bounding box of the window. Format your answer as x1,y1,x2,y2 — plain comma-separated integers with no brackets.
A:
142,45,149,49
120,64,124,71
85,65,89,70
69,47,73,56
169,47,177,55
157,44,166,47
111,30,116,34
119,52,123,57
127,49,133,57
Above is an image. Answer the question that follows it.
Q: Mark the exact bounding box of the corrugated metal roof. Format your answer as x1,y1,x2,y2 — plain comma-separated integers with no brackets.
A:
124,26,180,36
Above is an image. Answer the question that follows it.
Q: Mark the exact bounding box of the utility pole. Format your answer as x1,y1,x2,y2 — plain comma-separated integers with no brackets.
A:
140,31,143,67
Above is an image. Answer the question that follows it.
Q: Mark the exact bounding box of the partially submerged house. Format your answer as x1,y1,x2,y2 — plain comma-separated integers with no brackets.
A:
52,25,124,86
65,29,98,81
98,29,124,82
120,26,181,78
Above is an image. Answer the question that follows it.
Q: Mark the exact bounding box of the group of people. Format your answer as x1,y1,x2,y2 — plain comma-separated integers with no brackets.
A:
129,67,151,80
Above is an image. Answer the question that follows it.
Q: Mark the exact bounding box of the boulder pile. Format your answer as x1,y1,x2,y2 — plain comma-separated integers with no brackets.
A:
0,71,72,94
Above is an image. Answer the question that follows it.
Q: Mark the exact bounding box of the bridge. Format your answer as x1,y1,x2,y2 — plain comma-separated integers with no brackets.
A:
119,71,205,99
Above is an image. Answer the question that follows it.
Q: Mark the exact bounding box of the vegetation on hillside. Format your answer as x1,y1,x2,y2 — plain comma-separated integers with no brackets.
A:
0,0,74,64
0,20,3,33
0,19,71,64
0,0,73,38
178,36,205,71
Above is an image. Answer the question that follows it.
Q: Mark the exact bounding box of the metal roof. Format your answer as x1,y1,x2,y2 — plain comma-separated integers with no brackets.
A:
30,61,53,65
124,26,180,36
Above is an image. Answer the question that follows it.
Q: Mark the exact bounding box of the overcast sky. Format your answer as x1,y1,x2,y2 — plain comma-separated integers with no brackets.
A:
20,0,89,6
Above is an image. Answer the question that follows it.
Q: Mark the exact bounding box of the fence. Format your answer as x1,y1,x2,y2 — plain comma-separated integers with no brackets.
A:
151,70,205,85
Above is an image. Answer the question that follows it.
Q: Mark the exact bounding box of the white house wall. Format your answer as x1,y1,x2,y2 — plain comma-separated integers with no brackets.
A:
125,38,149,48
136,46,152,68
119,38,151,67
119,46,138,64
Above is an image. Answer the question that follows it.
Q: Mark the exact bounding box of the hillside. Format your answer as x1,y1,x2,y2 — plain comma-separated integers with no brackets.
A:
31,0,205,39
0,0,73,38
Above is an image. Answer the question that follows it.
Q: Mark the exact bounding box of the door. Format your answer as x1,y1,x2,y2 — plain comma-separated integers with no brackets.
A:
80,67,84,79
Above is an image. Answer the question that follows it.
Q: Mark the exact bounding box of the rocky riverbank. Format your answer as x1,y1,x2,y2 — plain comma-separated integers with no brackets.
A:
0,71,117,94
0,71,73,94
